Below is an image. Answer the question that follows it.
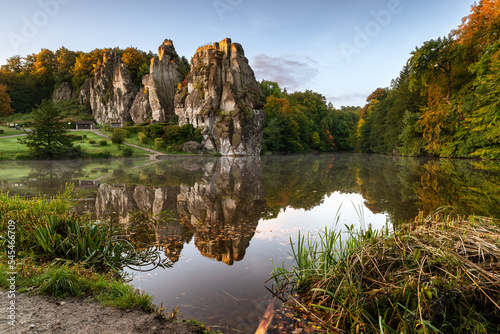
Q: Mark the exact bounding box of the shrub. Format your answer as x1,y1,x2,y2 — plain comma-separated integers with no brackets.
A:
148,124,165,139
82,134,87,139
154,138,165,149
99,139,107,146
126,126,147,134
138,132,148,144
121,147,133,157
0,129,4,134
111,128,129,144
88,139,96,144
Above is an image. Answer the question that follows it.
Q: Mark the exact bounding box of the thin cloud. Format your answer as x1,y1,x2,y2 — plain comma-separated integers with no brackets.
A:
326,92,368,107
252,54,319,91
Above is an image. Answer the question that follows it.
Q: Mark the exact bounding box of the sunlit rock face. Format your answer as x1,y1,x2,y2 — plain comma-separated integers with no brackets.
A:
87,51,137,125
174,38,266,156
177,157,266,265
130,40,182,124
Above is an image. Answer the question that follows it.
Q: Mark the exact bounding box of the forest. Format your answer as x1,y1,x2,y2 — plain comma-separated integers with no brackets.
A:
0,0,498,158
356,0,500,159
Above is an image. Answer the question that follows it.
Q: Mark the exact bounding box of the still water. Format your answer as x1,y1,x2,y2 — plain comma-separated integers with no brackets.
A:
1,153,500,333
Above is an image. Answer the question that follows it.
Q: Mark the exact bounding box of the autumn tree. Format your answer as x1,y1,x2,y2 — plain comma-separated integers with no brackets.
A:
122,47,149,87
0,84,14,116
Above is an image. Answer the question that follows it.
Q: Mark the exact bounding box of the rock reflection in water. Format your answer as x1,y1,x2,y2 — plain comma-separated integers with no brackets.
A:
95,157,265,265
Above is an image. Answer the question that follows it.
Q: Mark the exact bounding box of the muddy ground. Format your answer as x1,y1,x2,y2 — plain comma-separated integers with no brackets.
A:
0,290,204,334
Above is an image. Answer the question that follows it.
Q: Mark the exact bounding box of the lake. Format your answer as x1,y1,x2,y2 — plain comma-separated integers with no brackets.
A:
1,153,500,333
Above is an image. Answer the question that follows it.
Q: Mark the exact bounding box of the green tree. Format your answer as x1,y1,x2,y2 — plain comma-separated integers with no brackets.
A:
18,100,82,159
179,56,190,81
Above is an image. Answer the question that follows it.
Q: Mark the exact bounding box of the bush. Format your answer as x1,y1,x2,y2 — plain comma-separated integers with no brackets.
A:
82,134,87,139
103,125,111,133
126,126,147,134
111,128,129,144
121,147,133,157
148,123,166,139
99,139,107,146
154,138,165,149
138,132,148,144
0,129,4,134
88,139,96,144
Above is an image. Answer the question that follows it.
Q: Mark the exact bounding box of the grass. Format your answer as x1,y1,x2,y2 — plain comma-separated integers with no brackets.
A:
70,131,150,158
271,211,500,333
0,136,31,159
0,126,25,137
0,130,151,160
0,186,218,331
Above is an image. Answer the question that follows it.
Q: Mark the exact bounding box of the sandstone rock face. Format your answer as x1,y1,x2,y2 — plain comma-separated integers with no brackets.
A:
88,51,137,124
130,40,181,124
174,38,266,156
52,82,76,102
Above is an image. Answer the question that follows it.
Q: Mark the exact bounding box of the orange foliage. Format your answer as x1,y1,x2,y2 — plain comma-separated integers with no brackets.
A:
0,84,14,116
453,0,500,52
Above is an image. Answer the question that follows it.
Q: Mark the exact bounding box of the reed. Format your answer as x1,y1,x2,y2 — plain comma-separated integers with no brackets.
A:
272,212,500,333
0,186,169,275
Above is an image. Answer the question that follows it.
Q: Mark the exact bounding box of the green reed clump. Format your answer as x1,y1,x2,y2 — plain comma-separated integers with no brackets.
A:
0,186,168,275
272,213,500,333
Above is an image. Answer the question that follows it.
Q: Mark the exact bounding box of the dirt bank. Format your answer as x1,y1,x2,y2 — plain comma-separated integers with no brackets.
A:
0,290,203,334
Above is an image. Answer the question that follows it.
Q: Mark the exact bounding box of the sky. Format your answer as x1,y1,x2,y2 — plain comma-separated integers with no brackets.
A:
0,0,474,107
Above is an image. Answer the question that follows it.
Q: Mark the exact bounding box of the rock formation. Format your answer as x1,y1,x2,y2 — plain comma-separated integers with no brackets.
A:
52,82,76,102
87,51,137,124
174,38,266,156
130,40,182,123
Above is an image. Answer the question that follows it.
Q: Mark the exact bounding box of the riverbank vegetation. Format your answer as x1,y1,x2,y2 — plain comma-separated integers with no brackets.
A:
0,187,222,331
272,211,500,333
0,187,166,307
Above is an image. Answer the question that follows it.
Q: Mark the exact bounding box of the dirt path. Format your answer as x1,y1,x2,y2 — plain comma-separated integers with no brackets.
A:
0,290,203,334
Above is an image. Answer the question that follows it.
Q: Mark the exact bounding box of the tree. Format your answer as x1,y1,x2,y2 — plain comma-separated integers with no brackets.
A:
179,56,190,81
18,100,82,159
0,84,13,116
122,47,148,87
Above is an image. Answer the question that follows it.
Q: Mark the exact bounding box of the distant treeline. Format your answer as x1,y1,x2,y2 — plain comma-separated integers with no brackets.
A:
0,46,190,114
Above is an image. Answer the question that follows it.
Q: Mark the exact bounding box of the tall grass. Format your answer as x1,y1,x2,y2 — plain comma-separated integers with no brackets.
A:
0,186,169,275
272,212,500,333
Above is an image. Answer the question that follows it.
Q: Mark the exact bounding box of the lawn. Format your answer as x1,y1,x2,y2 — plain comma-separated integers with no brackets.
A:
0,130,152,160
0,136,30,159
0,125,26,137
71,131,150,158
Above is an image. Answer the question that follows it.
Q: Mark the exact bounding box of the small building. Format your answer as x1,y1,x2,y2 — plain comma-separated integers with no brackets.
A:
75,121,96,130
110,122,122,128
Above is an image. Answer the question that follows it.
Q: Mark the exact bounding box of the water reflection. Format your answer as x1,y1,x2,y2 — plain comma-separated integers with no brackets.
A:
2,154,500,333
95,157,265,266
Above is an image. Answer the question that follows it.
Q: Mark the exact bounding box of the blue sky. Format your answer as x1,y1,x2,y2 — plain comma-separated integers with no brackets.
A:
0,0,474,107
